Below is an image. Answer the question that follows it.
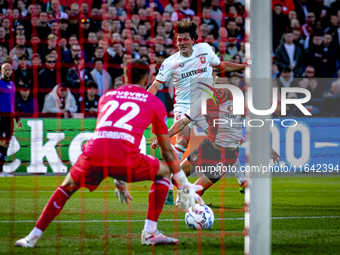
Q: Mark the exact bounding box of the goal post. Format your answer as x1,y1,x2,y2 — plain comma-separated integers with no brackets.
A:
244,0,272,254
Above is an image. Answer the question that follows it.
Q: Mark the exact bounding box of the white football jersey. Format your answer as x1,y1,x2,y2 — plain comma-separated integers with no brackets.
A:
155,43,220,105
186,96,244,148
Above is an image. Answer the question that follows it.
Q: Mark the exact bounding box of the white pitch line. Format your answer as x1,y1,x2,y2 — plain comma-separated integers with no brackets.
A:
0,216,338,223
0,190,339,193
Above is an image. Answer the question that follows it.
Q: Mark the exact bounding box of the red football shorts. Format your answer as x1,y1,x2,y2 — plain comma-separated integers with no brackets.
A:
69,153,160,192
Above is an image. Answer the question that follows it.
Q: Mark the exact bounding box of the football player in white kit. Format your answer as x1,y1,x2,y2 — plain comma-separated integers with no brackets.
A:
148,20,247,204
153,76,281,199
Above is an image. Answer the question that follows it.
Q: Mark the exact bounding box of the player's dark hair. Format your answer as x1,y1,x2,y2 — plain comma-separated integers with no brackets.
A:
282,67,291,73
174,20,198,41
126,59,150,84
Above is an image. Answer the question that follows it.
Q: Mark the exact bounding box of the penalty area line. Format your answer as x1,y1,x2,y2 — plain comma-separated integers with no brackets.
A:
0,216,338,223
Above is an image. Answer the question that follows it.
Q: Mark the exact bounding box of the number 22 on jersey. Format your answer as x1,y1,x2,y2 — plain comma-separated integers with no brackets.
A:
96,100,140,131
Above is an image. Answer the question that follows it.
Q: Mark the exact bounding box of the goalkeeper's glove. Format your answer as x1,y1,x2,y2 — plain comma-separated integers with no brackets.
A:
114,179,132,204
174,170,205,212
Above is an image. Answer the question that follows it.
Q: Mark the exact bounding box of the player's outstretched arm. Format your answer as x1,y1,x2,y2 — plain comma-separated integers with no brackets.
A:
147,80,163,95
215,61,247,72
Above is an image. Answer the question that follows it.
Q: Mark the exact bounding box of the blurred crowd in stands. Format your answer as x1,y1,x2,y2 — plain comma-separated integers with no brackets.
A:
0,0,340,117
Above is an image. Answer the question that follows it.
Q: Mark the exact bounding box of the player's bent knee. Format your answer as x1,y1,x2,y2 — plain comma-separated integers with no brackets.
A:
61,173,79,194
156,161,171,179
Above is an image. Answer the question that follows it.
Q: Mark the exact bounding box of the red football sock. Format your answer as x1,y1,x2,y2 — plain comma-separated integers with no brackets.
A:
35,186,71,231
147,178,170,222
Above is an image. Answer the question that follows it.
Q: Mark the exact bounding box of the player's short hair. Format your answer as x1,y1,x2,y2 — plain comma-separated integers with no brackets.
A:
125,59,150,84
174,20,198,41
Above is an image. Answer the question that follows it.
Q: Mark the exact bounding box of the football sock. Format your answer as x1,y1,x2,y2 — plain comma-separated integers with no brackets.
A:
35,186,71,232
232,160,246,185
174,144,186,162
144,219,157,233
146,177,170,227
28,227,43,238
0,146,8,172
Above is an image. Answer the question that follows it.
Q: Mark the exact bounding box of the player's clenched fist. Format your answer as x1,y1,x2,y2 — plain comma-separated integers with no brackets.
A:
114,180,132,204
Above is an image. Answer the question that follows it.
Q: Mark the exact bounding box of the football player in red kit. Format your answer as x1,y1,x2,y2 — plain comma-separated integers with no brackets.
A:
15,59,203,248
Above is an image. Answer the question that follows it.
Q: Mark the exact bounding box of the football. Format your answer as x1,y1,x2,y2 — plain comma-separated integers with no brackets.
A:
185,204,215,230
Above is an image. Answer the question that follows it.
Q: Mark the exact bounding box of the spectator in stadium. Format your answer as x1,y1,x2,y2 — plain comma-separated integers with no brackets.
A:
273,4,289,51
211,0,223,28
16,83,39,114
15,54,33,88
0,27,6,44
2,18,10,40
216,41,231,61
226,19,243,40
10,35,33,61
201,6,219,39
322,81,340,114
226,37,238,58
80,3,89,16
164,0,174,13
277,67,294,89
305,33,336,77
66,57,93,101
62,43,86,64
84,32,98,61
32,53,42,71
90,58,113,96
301,12,316,39
37,12,51,40
38,54,58,107
113,76,124,89
325,14,338,34
58,38,68,55
274,30,304,77
12,9,21,30
38,34,58,63
314,0,331,24
303,65,316,78
113,0,127,18
42,83,77,116
171,0,195,22
12,44,32,70
89,46,104,63
272,0,295,16
60,19,70,39
80,18,91,39
108,42,124,79
50,21,60,37
50,0,68,20
17,0,27,17
84,81,100,117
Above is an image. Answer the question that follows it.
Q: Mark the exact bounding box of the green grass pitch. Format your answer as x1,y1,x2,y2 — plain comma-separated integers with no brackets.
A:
0,176,339,255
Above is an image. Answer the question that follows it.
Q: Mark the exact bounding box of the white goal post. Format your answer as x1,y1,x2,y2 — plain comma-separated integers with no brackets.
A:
244,0,272,255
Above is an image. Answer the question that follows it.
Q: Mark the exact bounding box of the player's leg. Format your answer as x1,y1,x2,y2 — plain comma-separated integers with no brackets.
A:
15,173,80,247
165,106,191,205
0,117,14,177
232,159,247,194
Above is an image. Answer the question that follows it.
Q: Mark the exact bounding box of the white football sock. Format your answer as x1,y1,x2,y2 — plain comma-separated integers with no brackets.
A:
28,227,43,238
232,159,246,185
144,219,157,233
174,144,186,162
